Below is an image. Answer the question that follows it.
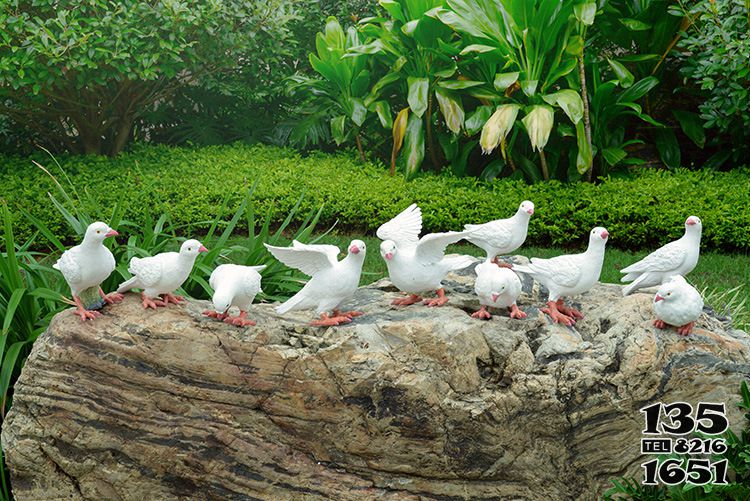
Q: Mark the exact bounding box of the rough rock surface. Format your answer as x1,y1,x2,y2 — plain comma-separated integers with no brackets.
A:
4,258,750,500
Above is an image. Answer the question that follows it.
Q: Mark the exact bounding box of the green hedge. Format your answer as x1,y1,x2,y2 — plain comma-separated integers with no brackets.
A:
2,143,749,252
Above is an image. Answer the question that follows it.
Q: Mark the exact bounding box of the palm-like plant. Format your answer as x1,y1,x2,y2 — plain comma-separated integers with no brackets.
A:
349,0,469,177
287,17,374,160
430,0,596,180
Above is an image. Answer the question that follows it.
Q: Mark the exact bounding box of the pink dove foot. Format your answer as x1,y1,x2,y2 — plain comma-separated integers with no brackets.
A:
72,295,101,321
224,311,256,327
161,293,184,305
676,321,695,336
333,309,364,320
203,310,229,321
392,294,422,306
556,299,583,319
423,288,449,307
310,313,352,327
471,305,492,320
491,257,513,269
98,287,124,305
141,293,166,310
541,301,576,326
509,304,527,319
653,319,668,329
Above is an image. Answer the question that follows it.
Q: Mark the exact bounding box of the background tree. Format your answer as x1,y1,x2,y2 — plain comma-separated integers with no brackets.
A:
0,0,296,155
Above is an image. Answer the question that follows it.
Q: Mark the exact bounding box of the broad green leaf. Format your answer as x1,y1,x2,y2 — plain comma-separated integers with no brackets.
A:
653,127,681,169
565,35,584,55
520,80,538,97
574,2,596,25
673,110,706,148
602,147,627,166
435,88,464,134
407,77,429,118
493,72,519,92
437,80,483,90
619,76,659,102
542,89,584,124
402,113,425,177
620,18,651,31
349,98,367,127
465,105,493,136
607,58,634,88
460,44,498,55
374,101,393,129
331,115,346,145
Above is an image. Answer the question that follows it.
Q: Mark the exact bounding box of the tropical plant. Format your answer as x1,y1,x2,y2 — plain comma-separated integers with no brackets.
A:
428,0,597,181
0,0,297,155
348,0,470,176
285,17,377,159
585,61,663,177
673,0,750,168
592,0,707,170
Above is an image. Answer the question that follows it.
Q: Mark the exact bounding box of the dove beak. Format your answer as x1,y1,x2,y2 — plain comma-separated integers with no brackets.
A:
654,294,665,302
198,245,208,253
527,208,534,215
601,230,609,239
687,219,696,226
384,252,393,260
349,245,360,254
105,229,119,238
491,293,500,302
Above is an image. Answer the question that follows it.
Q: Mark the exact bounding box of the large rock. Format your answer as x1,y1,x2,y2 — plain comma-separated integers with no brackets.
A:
4,260,750,500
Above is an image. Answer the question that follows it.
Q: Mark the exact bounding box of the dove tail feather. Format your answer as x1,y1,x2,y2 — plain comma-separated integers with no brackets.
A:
622,273,650,296
117,276,140,294
511,264,535,276
621,272,636,282
276,291,305,315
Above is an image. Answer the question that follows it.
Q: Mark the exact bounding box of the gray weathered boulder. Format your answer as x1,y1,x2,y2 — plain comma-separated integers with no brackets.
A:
4,260,750,500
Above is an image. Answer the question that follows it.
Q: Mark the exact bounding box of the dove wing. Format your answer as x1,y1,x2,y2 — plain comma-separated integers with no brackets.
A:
209,264,234,290
376,204,422,249
466,219,514,248
129,255,164,288
54,247,83,285
265,241,338,277
621,241,686,274
528,255,582,288
415,231,468,263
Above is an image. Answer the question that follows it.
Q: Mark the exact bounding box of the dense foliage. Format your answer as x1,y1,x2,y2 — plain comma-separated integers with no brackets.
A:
2,144,749,253
0,0,297,155
674,0,750,167
291,0,717,181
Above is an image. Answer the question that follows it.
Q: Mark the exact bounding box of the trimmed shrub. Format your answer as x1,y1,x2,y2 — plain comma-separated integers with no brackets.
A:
1,143,749,252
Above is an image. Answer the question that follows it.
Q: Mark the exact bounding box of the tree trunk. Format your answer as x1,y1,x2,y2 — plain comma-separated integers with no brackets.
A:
539,150,549,181
110,116,134,156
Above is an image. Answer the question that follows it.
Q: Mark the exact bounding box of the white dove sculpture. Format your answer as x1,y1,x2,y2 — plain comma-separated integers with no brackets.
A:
513,227,609,326
204,264,266,327
621,216,702,296
117,239,207,309
377,204,473,307
653,275,704,336
465,200,534,267
264,240,366,326
53,221,123,321
472,261,526,320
